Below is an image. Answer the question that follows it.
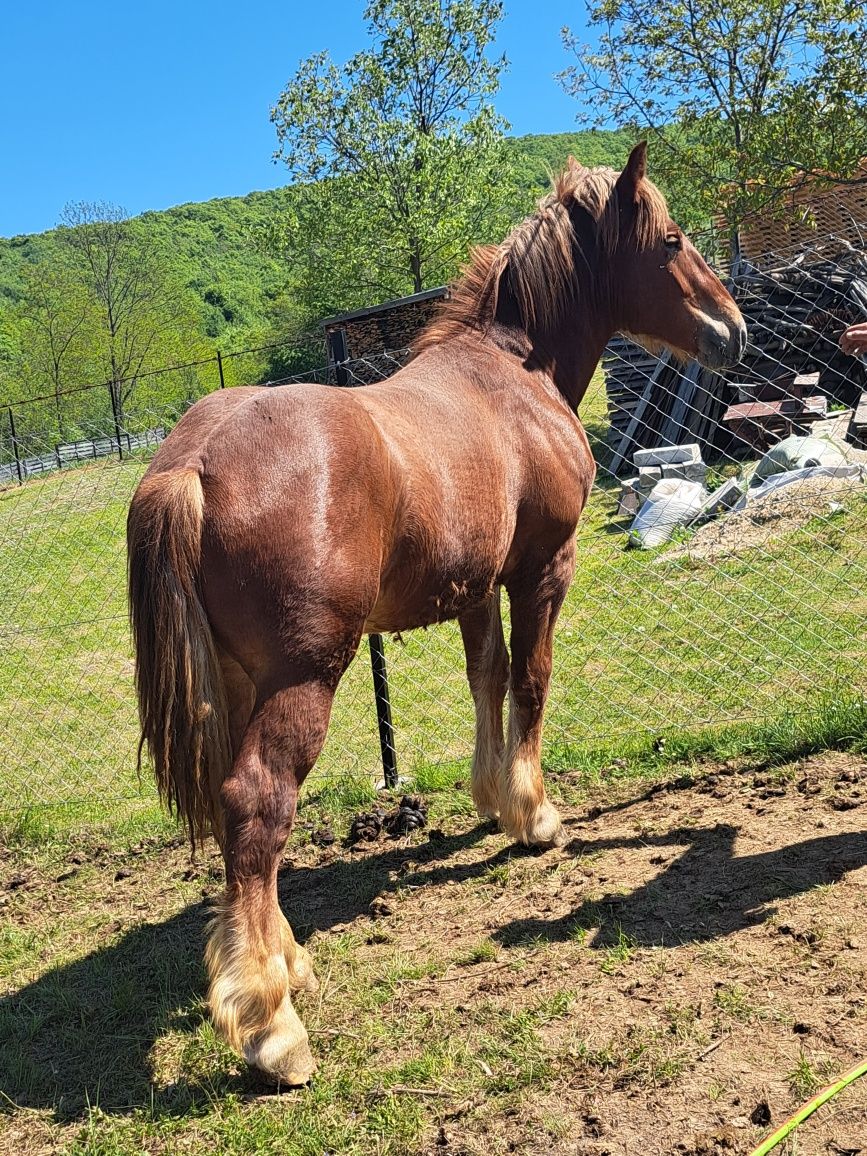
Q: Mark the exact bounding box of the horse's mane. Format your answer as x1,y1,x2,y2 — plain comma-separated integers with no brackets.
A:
416,159,669,349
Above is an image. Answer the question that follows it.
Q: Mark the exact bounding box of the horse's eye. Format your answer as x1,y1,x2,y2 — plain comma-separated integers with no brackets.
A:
665,233,682,252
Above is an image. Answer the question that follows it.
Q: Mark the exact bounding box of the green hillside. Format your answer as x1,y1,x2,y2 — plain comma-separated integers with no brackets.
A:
0,130,632,412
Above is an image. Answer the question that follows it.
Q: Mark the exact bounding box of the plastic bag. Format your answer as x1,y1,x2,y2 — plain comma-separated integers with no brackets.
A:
737,464,864,507
752,435,849,485
627,479,708,548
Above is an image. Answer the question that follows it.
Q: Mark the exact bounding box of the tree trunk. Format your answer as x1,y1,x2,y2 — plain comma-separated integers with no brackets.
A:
409,243,423,294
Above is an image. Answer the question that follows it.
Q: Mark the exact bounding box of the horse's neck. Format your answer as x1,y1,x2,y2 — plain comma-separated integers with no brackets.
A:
546,330,610,410
510,322,610,413
491,281,613,412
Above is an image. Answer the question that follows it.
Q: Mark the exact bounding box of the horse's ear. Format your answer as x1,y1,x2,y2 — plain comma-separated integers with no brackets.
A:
615,142,648,205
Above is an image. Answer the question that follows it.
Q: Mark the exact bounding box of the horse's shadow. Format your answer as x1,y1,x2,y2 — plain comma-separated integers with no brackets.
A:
0,825,488,1121
495,823,867,948
2,814,866,1122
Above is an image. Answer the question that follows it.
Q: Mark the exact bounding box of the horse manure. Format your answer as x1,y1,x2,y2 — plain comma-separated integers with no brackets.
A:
384,795,428,836
310,824,336,847
348,808,387,844
750,1100,772,1127
368,896,393,919
347,796,428,844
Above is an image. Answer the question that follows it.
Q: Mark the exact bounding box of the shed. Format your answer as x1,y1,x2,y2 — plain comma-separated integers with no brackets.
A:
321,287,448,385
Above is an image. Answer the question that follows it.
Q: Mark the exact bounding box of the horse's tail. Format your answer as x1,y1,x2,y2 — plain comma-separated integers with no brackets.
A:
127,467,230,847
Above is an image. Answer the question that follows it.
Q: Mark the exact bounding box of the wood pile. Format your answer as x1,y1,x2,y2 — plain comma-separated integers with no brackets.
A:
605,242,867,474
732,245,867,406
721,394,828,454
736,160,867,269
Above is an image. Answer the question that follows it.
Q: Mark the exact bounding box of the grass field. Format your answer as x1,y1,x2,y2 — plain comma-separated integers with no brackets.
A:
2,374,866,836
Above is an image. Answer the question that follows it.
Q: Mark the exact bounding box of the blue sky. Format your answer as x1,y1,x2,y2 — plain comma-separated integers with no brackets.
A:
1,1,585,238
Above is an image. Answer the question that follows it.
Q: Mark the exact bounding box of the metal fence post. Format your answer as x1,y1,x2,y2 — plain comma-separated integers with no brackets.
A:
369,633,398,788
108,382,124,460
7,407,23,485
217,350,226,389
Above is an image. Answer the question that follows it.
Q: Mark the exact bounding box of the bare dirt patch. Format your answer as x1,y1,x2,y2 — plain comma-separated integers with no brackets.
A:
2,753,866,1155
661,475,865,563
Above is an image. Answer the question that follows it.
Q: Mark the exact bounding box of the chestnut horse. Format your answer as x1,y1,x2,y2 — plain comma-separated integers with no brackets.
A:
128,144,746,1084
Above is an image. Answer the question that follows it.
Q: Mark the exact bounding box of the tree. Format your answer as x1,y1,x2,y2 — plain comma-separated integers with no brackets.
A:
58,201,190,422
269,0,524,316
560,0,867,258
12,259,92,441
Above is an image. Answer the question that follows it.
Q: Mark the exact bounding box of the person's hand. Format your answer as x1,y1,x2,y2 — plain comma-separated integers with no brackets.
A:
840,322,867,356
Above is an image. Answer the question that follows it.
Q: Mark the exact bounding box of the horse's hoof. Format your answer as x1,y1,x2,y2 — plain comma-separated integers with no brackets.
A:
245,1030,317,1087
522,800,565,849
242,989,317,1085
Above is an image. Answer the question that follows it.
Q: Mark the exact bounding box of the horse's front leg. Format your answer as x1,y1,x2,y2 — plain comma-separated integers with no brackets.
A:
459,590,509,821
499,542,576,848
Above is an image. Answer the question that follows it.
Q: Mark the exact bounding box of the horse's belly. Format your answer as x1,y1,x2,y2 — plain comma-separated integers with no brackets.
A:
364,558,500,635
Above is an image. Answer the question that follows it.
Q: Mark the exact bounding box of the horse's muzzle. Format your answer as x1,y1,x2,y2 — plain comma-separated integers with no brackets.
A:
698,316,748,370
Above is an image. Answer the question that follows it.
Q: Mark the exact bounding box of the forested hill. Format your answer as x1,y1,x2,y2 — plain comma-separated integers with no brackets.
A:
0,130,630,331
0,130,631,409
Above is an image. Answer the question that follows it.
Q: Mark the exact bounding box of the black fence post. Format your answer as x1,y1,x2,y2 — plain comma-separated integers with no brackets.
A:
368,633,398,789
7,407,23,485
109,382,124,460
327,328,349,386
217,350,226,389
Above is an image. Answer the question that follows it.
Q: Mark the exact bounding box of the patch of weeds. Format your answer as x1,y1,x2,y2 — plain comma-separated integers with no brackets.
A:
570,1026,688,1088
600,927,637,975
476,1006,555,1093
363,1090,427,1152
0,806,60,847
713,984,754,1021
805,507,848,551
664,1002,702,1041
669,524,697,546
484,862,512,887
304,774,378,825
0,925,43,980
376,1033,470,1093
316,929,366,965
411,758,467,795
533,990,575,1023
379,952,444,988
540,1110,572,1140
788,1052,822,1101
457,939,498,966
568,901,608,943
549,693,867,783
706,1079,727,1102
569,1038,618,1073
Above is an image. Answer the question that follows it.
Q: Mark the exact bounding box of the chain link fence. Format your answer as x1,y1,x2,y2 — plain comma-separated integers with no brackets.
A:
2,228,867,821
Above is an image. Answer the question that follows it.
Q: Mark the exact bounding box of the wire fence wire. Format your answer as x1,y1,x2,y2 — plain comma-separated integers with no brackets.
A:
2,228,867,819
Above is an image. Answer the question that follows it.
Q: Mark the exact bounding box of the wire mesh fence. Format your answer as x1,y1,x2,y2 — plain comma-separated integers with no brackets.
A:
2,226,867,821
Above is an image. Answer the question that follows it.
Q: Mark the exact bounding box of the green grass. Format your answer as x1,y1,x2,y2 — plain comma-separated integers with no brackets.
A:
1,370,866,836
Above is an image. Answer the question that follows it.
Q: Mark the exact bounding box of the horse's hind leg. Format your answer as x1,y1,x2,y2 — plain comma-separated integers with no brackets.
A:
206,678,335,1083
459,592,509,820
500,543,575,848
210,653,318,998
